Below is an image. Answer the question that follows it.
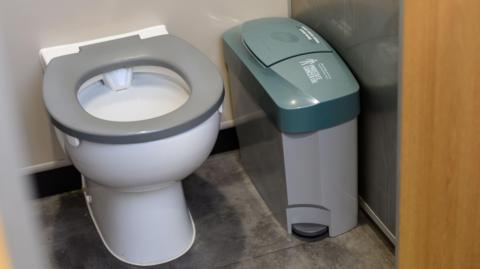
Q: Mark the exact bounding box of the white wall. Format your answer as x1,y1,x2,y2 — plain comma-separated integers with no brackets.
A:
0,0,289,171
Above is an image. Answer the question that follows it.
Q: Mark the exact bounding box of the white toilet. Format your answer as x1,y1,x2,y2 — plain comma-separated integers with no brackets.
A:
40,27,224,266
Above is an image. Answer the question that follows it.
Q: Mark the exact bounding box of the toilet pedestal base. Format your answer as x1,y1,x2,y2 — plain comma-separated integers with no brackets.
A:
83,177,195,266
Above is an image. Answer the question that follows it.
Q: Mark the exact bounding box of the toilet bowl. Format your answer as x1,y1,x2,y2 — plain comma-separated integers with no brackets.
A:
41,28,224,266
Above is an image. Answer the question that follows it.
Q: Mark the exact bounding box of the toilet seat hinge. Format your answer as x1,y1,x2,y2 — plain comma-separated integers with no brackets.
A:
66,135,80,147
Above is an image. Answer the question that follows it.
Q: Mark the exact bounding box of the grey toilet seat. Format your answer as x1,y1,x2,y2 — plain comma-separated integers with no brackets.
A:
43,35,224,144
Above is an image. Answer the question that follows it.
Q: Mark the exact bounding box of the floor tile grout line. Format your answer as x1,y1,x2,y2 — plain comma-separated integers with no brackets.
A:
213,240,309,269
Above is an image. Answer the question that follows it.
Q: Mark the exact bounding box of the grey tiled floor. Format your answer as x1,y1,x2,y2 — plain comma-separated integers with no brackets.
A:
36,151,394,269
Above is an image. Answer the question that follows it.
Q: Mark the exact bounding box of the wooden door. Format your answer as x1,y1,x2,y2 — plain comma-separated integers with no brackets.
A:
398,0,480,268
0,221,10,269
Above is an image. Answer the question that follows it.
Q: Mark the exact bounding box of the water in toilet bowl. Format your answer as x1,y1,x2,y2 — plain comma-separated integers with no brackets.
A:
78,66,190,122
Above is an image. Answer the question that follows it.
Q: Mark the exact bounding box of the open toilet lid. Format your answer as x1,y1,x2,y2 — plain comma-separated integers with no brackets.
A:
43,35,224,144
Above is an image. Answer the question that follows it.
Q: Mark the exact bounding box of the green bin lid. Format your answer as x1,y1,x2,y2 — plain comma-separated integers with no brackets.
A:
224,17,360,133
241,17,331,67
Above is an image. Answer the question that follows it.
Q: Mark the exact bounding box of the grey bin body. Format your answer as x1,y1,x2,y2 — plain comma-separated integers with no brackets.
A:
223,17,360,237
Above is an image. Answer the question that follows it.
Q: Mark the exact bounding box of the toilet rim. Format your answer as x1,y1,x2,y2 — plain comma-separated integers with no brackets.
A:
43,35,224,144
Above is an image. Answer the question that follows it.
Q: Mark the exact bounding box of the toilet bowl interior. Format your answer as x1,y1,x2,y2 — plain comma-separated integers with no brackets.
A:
78,66,191,122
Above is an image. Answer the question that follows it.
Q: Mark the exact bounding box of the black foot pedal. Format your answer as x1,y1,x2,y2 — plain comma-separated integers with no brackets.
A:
292,223,329,241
